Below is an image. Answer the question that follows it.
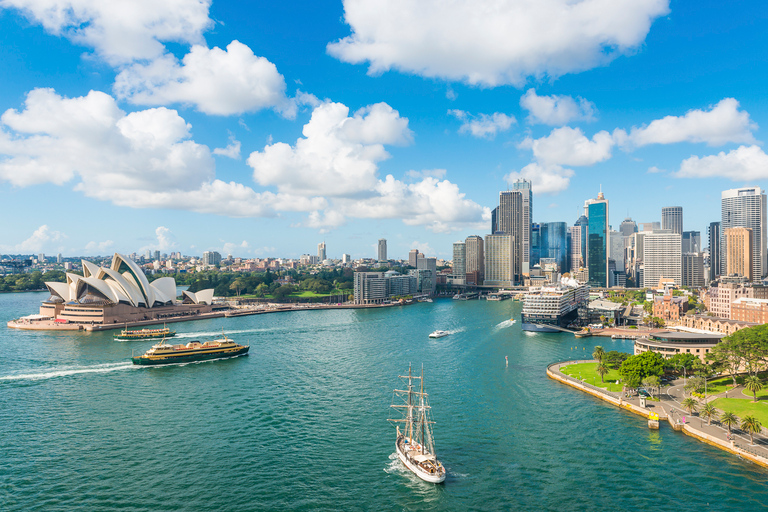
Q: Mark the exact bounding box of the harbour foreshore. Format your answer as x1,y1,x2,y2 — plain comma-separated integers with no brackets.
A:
547,360,768,470
6,301,404,332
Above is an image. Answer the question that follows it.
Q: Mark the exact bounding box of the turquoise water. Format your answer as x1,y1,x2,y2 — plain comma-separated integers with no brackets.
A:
1,292,768,511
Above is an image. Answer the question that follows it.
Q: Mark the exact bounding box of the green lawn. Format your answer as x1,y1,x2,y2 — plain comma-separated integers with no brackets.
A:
560,362,624,392
711,397,768,426
705,375,741,395
236,289,352,300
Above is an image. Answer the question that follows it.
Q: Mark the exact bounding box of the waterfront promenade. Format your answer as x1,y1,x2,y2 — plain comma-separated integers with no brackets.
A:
548,360,768,470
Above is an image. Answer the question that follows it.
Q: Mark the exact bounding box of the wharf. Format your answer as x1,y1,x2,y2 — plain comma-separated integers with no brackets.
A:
8,312,227,332
547,360,768,471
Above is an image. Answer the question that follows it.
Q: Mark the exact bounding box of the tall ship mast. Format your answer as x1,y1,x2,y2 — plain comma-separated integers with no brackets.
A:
388,364,445,484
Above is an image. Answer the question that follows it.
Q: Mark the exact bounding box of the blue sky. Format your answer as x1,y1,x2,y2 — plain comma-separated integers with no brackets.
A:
1,0,768,260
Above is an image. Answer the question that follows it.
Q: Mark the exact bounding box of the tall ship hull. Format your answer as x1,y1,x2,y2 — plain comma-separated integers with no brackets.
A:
395,434,445,483
521,283,588,333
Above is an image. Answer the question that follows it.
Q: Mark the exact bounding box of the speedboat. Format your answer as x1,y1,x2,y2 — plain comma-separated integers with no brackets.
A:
428,330,450,338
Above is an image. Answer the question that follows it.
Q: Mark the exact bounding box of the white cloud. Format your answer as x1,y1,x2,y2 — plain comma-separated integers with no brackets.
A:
213,136,241,159
1,0,213,64
647,166,664,174
0,88,325,218
520,89,596,125
114,41,298,117
448,110,515,139
504,164,574,195
522,126,614,166
618,98,758,148
0,225,66,253
406,169,446,180
247,101,413,198
675,145,768,181
327,0,669,86
84,239,114,254
221,240,249,256
410,241,434,257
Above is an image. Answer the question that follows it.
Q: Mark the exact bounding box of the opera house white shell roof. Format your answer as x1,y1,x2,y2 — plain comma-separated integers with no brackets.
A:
45,253,214,307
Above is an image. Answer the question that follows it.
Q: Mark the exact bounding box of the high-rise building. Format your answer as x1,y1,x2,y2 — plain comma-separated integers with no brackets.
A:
530,223,541,267
452,242,466,284
641,222,661,232
494,190,523,284
585,192,609,287
465,235,484,285
661,206,683,235
317,242,326,261
643,232,682,287
377,239,387,262
568,225,582,272
511,178,532,275
725,227,753,281
491,207,498,233
619,218,638,238
574,215,588,268
154,250,160,261
541,222,568,273
682,231,701,254
709,222,721,282
57,253,62,264
342,254,351,264
202,251,222,267
609,229,624,271
483,234,514,287
416,257,437,293
722,187,767,282
682,253,705,288
408,249,419,267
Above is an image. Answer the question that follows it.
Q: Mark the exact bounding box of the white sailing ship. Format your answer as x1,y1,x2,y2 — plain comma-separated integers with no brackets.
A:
389,364,446,483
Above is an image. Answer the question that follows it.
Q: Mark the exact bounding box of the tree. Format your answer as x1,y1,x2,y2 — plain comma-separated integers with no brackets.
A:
706,339,742,387
596,362,609,383
272,284,296,300
230,278,245,297
682,397,698,415
740,415,763,446
665,353,697,375
592,346,605,363
685,376,705,395
744,375,764,402
642,375,660,398
701,402,718,426
720,411,738,434
604,351,630,370
619,351,665,384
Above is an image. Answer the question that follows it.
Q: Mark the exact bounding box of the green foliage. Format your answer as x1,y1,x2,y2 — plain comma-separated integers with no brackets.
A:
592,346,605,363
604,351,630,370
685,376,706,395
596,362,609,383
720,411,738,433
745,375,764,402
741,415,763,445
0,270,64,292
619,351,665,383
642,375,660,397
665,353,697,374
701,402,718,425
681,397,698,415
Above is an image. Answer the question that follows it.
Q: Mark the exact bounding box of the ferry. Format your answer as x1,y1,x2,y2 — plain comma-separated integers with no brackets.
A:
131,335,249,365
428,330,450,338
389,364,446,483
114,325,176,340
521,280,589,333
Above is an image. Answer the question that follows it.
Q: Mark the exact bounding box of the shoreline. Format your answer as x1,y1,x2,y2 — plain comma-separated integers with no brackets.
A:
547,360,768,470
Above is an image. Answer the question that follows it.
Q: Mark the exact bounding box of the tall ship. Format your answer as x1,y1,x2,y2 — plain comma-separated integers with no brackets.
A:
388,364,446,484
114,325,176,341
131,335,249,365
521,280,589,333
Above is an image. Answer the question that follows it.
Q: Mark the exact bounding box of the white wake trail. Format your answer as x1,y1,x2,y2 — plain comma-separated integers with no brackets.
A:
0,362,135,382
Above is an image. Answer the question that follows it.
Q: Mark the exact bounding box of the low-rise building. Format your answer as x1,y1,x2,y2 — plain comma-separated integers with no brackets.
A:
634,331,724,362
678,314,760,336
653,294,688,323
731,297,768,324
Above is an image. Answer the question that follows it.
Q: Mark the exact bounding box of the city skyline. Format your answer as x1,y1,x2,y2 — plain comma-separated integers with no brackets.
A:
2,2,768,260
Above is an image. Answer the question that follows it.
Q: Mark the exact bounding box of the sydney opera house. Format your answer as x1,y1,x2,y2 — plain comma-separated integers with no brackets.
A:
9,253,215,330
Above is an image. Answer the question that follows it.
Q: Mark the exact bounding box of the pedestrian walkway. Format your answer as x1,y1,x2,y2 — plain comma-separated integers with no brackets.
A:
547,360,768,470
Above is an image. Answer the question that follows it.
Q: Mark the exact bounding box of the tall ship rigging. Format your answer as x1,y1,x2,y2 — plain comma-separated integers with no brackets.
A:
388,364,446,484
521,279,589,332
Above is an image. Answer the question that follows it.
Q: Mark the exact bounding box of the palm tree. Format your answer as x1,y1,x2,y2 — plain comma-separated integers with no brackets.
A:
592,345,605,363
701,402,718,425
682,397,698,415
596,362,608,383
744,375,764,402
740,415,763,446
721,411,738,434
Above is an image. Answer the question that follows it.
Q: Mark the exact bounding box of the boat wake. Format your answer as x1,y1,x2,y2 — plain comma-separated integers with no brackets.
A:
383,452,407,475
493,319,516,331
0,362,135,382
174,328,265,339
446,327,465,335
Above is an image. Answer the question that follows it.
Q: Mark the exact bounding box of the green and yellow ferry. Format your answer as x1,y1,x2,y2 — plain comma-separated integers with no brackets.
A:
115,325,176,341
131,335,249,366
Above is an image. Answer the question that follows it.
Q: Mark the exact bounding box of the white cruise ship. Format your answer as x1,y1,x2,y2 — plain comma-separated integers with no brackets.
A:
521,280,589,332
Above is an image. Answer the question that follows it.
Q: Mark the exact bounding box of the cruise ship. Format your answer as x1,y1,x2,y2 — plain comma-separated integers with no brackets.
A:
521,281,589,332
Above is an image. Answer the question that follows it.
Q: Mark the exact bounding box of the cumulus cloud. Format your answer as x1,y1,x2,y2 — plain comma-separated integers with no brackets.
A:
84,239,114,254
504,164,574,195
675,145,768,181
0,225,66,253
327,0,669,86
521,126,614,166
520,89,596,125
220,240,249,256
114,41,299,117
1,0,213,64
0,88,325,218
410,241,434,257
617,98,757,148
448,110,515,139
406,169,446,180
213,136,241,159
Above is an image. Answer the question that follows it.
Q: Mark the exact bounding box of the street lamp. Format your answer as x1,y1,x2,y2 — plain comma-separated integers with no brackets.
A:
674,363,687,386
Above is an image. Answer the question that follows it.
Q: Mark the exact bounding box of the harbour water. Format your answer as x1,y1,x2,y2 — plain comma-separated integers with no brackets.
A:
2,292,768,511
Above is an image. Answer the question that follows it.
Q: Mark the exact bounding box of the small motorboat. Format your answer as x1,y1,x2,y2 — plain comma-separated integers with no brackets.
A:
428,330,450,338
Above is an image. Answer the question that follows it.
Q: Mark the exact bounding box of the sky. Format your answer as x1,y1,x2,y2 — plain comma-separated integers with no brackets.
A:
1,0,768,261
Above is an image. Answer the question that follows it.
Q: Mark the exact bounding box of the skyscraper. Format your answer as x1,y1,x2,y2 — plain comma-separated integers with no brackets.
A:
452,241,466,284
725,227,753,281
682,253,705,288
585,192,609,287
619,218,638,238
492,190,523,284
574,215,588,268
643,232,682,287
511,178,532,275
709,221,721,282
722,187,767,282
408,249,419,267
465,235,484,285
541,222,568,273
661,206,683,235
483,234,514,287
317,242,326,261
568,225,582,272
682,231,701,254
378,239,387,262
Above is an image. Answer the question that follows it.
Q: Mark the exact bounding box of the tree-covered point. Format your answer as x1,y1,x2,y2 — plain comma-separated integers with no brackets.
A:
619,351,665,387
706,324,768,384
0,270,68,292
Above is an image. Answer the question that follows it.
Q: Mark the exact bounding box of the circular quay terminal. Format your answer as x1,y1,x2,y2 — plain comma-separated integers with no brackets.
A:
5,1,768,511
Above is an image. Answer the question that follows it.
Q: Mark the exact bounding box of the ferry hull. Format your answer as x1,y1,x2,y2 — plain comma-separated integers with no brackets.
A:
395,439,445,484
131,346,249,365
520,322,563,333
116,332,176,341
